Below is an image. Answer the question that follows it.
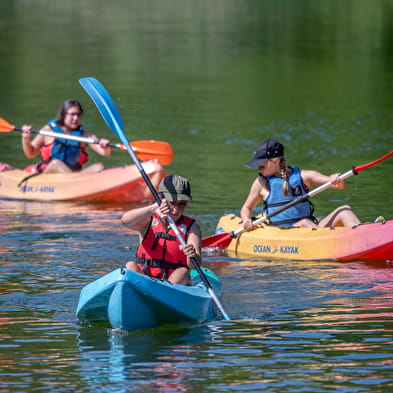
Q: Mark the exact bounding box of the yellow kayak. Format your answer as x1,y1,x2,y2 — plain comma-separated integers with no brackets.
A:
211,214,393,262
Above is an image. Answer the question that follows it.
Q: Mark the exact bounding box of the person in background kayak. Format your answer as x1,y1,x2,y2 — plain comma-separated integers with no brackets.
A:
241,138,361,230
122,175,202,285
21,99,111,173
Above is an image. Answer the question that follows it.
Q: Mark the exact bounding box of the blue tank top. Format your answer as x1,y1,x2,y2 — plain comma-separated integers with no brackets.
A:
264,166,313,227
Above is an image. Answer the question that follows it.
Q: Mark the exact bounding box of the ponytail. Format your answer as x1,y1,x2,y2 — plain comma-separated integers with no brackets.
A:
280,157,289,196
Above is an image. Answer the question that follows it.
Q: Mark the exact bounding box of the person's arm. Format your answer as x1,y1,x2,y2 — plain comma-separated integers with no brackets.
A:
121,203,158,236
301,169,346,190
181,221,202,268
240,177,265,230
21,125,42,158
83,131,111,156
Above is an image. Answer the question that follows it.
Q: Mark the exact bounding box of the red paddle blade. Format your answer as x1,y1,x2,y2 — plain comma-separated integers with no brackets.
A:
130,140,174,165
353,150,393,173
202,232,233,249
0,117,16,132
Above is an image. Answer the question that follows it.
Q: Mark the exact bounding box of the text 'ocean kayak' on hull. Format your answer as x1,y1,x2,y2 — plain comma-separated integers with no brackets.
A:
0,160,166,202
76,267,223,331
212,214,393,262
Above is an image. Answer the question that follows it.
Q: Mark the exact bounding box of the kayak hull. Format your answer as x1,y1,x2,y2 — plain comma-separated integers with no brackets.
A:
214,214,393,262
0,161,166,202
76,267,222,331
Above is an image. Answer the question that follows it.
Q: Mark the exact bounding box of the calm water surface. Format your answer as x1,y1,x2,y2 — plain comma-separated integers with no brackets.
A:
1,1,393,392
1,199,393,392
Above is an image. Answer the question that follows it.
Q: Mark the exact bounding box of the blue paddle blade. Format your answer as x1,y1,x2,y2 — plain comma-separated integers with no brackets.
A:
79,77,129,146
79,77,230,320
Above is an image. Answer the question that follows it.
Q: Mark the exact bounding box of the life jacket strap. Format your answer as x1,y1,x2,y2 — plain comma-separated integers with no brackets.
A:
136,256,187,279
154,232,177,241
17,172,42,189
152,232,177,250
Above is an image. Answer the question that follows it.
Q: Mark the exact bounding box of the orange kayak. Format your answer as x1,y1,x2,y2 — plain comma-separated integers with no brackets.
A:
0,161,166,202
213,214,393,262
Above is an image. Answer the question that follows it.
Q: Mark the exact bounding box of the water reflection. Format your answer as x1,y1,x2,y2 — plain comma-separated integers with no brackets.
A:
2,238,393,393
0,198,142,217
77,323,222,391
0,199,134,256
204,258,393,321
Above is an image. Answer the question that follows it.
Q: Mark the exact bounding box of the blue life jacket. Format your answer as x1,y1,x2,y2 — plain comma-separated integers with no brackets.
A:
47,119,88,170
264,166,314,227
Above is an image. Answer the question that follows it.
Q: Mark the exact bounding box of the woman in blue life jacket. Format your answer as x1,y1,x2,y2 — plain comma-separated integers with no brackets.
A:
241,139,361,230
121,175,202,286
21,99,111,173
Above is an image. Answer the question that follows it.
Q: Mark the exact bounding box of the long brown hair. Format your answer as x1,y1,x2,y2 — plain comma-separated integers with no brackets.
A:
57,99,83,126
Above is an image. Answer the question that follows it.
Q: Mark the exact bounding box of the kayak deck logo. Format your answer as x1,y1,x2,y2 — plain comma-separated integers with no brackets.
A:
19,185,55,193
253,244,299,255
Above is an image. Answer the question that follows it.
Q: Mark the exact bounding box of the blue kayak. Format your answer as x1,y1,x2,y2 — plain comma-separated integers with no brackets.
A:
76,267,223,331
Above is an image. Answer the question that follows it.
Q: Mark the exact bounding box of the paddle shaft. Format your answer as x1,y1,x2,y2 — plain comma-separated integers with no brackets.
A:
80,77,230,321
126,145,231,321
13,125,125,150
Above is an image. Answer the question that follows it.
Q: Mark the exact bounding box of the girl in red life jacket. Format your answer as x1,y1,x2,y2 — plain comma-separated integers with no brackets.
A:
122,175,202,286
21,99,111,174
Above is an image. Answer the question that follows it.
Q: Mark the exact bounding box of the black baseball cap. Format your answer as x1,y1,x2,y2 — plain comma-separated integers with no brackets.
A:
246,139,284,168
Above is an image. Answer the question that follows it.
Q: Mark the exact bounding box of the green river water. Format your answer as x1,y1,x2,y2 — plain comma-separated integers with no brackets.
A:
1,1,393,392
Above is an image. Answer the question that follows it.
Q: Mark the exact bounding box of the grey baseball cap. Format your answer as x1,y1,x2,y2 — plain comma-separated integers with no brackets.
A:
158,175,193,202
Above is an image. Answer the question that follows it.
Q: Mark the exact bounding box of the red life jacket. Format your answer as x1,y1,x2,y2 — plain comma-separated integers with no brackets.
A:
24,143,61,173
135,214,195,279
23,143,88,173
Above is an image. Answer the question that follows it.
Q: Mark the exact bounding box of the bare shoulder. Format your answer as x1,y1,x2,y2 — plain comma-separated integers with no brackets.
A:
34,126,51,144
82,129,96,139
301,169,329,187
125,217,151,238
41,124,52,131
300,169,320,181
253,176,267,192
189,220,201,236
257,176,267,186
